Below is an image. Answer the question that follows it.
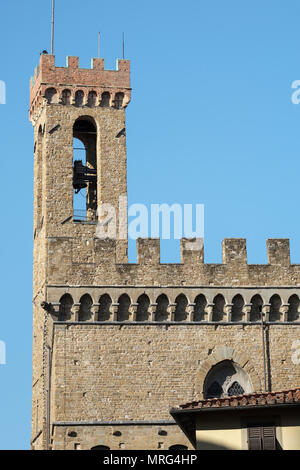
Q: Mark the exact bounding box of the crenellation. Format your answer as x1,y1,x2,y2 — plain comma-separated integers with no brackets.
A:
267,238,290,266
46,235,300,287
29,54,131,122
180,238,204,264
137,238,160,265
67,56,79,69
222,238,247,265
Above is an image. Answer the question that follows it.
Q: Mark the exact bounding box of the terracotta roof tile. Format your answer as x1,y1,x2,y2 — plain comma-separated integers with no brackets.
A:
176,387,300,411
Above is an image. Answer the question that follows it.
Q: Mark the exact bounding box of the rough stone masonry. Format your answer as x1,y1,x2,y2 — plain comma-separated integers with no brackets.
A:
29,53,300,450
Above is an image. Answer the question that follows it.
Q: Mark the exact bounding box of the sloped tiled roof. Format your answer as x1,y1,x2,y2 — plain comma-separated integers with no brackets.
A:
170,388,300,448
175,388,300,411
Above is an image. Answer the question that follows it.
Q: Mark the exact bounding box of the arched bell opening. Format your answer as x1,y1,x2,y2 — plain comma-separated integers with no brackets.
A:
73,117,98,221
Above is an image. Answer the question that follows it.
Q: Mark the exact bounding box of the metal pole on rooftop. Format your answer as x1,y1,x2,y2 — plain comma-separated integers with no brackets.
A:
51,0,55,55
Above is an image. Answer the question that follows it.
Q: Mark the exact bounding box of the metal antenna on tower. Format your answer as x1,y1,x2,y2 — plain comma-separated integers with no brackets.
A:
51,0,55,55
98,32,101,58
122,32,125,59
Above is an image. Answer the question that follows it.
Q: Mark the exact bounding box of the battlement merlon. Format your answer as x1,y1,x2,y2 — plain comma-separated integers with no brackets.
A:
47,237,293,269
44,236,300,288
29,54,131,115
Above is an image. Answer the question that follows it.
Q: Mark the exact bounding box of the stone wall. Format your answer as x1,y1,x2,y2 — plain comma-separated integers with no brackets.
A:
46,322,299,449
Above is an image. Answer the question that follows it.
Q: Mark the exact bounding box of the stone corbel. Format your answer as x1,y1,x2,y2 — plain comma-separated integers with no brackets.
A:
83,95,89,106
96,94,102,107
129,303,139,321
187,303,196,322
167,304,177,322
242,304,252,322
149,303,158,322
279,304,289,322
91,303,100,321
224,303,233,322
205,303,214,322
262,304,271,322
72,303,81,322
111,303,120,321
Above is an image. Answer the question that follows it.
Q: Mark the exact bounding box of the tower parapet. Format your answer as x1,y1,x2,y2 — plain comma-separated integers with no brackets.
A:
46,236,300,287
29,54,131,123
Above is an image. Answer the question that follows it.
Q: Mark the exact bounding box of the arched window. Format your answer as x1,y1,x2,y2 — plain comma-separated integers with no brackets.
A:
136,294,150,321
117,294,131,322
98,294,112,321
78,294,93,322
73,117,97,221
45,87,58,104
212,295,225,322
203,360,252,399
269,294,281,322
100,92,110,107
174,294,188,321
61,89,71,105
250,294,263,322
88,91,97,107
75,90,84,107
194,294,206,321
155,294,169,322
114,92,124,109
288,294,300,321
59,294,73,321
231,294,244,322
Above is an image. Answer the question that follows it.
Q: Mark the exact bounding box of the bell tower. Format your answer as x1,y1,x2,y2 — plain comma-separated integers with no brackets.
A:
29,51,300,452
30,53,131,449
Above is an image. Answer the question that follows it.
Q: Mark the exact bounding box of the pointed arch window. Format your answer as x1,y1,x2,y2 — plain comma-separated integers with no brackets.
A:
59,294,73,321
98,294,112,321
155,294,169,322
203,360,252,399
136,294,150,321
174,294,188,321
117,294,131,322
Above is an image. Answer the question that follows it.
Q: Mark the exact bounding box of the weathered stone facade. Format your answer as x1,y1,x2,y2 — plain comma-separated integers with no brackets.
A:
30,53,300,450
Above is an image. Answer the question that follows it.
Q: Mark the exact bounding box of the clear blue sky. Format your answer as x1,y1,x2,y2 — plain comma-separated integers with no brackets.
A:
1,0,300,449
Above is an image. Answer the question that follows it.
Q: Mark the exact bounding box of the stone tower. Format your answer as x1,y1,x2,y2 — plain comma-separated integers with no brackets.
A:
30,53,300,450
